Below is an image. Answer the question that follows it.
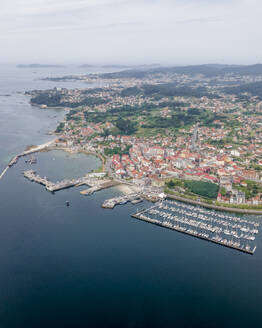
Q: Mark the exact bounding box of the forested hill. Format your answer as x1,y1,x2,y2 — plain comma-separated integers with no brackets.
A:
101,64,262,79
224,81,262,100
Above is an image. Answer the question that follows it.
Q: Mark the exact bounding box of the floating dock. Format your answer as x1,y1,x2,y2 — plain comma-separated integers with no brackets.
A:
131,201,258,255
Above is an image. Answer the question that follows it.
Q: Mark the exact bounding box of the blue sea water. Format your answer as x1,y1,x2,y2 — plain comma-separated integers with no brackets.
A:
0,65,262,328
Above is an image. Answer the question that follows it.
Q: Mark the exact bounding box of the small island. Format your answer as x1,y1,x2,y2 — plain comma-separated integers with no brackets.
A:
17,64,66,68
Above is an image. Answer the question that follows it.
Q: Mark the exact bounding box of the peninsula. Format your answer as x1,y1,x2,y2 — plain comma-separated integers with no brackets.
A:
1,63,261,254
25,64,262,212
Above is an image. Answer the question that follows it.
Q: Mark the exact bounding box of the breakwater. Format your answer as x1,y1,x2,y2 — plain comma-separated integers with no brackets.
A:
23,169,116,193
0,139,55,181
23,170,88,191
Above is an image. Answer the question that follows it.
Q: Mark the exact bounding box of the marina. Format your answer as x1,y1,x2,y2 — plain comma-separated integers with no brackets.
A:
2,137,262,257
131,200,259,255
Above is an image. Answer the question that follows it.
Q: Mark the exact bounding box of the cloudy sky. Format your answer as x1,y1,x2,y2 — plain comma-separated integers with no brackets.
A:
1,0,261,65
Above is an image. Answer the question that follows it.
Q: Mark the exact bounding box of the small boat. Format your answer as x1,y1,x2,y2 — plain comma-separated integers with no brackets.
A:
66,200,70,207
30,156,37,164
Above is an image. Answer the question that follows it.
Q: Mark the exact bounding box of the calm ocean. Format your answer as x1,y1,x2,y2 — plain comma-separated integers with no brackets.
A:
0,65,262,328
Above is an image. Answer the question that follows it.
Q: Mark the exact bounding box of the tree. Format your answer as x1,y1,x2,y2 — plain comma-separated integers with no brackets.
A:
220,187,227,196
55,122,65,133
116,118,137,135
167,180,175,188
184,180,219,199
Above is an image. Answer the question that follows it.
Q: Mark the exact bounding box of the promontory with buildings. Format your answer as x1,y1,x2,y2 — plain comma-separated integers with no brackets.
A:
25,64,262,212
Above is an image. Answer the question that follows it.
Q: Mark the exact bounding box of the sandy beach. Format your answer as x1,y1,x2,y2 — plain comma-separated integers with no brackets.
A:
116,184,140,195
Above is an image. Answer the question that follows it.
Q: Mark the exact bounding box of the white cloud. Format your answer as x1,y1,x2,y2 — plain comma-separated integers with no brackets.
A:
0,0,261,64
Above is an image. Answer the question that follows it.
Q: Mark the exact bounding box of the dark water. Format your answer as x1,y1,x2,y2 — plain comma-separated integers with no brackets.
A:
0,66,262,328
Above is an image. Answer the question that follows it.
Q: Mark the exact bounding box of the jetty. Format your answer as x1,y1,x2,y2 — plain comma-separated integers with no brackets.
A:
131,200,259,255
0,155,19,180
23,170,120,194
0,140,55,181
101,188,165,209
20,140,55,156
0,166,9,180
102,193,143,209
23,170,88,191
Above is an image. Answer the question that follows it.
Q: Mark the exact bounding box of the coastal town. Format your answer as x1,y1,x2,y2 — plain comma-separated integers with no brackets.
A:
26,65,262,210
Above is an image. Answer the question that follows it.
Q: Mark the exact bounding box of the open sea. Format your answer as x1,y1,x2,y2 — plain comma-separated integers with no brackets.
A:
0,65,262,328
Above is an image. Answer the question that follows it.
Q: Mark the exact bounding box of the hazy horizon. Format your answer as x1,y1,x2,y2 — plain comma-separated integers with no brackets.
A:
1,0,262,65
4,62,262,68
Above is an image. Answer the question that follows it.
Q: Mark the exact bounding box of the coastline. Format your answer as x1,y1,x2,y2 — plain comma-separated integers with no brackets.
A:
115,184,140,195
47,145,105,171
13,99,262,216
4,138,262,215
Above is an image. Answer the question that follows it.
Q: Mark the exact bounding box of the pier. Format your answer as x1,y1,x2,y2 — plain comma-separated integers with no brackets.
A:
101,189,165,209
0,140,55,181
131,200,259,255
102,193,143,209
23,170,119,193
23,170,88,191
